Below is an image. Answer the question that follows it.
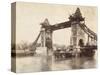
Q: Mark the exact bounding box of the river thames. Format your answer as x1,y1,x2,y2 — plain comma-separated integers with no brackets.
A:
13,50,97,73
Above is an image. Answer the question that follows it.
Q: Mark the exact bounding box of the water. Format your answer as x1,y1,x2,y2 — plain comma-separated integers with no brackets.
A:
13,51,97,73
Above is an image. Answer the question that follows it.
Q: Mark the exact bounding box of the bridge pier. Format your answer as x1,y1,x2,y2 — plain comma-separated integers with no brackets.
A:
70,21,85,56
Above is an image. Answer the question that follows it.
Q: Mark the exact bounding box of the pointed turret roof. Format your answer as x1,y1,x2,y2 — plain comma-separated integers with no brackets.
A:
75,8,82,17
40,18,50,27
69,8,84,21
43,18,50,25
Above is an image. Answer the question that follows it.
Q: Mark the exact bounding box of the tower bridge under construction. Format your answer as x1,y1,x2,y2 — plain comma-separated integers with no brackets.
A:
30,8,97,58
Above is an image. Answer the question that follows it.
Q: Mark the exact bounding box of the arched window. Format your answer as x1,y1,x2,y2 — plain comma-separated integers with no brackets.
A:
78,39,84,47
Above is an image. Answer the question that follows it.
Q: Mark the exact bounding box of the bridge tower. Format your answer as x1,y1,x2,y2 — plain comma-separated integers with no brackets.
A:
69,8,85,48
40,18,53,56
40,18,53,70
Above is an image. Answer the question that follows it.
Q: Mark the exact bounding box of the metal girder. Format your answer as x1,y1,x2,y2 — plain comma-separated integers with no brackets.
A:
79,23,97,40
48,21,71,31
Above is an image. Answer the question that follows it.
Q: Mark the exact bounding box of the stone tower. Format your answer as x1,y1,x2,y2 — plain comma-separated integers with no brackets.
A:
69,8,85,47
40,18,53,55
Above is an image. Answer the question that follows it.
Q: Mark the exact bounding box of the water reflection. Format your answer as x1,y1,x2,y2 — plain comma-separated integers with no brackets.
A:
14,51,97,73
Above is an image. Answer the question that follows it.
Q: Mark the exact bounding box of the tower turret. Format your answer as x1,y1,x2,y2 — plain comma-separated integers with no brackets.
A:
69,8,84,22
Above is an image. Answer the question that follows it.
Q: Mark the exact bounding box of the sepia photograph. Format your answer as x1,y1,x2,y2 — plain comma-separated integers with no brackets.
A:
11,2,97,73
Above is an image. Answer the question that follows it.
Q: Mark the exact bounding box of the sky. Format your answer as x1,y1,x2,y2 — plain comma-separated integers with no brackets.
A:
16,2,97,46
